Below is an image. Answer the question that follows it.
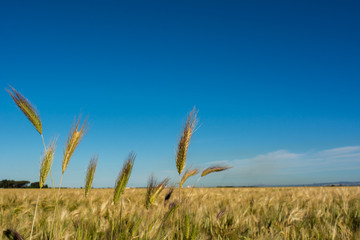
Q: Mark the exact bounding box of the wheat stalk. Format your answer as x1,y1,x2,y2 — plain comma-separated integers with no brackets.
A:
6,85,42,135
162,201,178,224
114,152,135,205
30,138,57,240
39,138,57,188
164,187,174,206
145,176,169,209
180,168,199,188
145,175,155,209
6,86,56,188
4,229,24,240
85,155,98,197
53,116,87,235
201,166,232,177
176,107,198,175
175,107,198,234
62,116,88,175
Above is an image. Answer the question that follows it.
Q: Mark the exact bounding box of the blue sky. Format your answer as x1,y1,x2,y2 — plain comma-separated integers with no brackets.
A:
1,1,359,187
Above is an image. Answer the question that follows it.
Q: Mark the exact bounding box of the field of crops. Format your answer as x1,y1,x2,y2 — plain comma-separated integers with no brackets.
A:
1,187,360,239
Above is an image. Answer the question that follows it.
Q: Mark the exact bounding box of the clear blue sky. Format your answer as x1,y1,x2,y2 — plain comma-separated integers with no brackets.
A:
1,1,359,187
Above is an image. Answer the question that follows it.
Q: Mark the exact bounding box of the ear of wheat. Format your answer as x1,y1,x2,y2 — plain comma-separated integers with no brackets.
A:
164,187,174,206
176,107,198,175
85,155,98,197
114,152,135,205
6,85,42,135
4,229,24,240
162,201,178,224
201,166,232,177
180,168,199,188
39,138,57,188
145,175,155,209
62,116,88,174
145,176,169,209
150,178,169,205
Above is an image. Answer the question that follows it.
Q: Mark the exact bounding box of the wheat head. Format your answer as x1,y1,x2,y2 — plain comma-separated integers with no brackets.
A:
113,152,135,205
6,86,42,135
40,138,57,188
176,107,198,175
4,229,24,240
180,168,199,188
62,116,88,174
145,175,155,209
145,176,169,209
201,165,232,177
85,155,98,197
164,187,174,206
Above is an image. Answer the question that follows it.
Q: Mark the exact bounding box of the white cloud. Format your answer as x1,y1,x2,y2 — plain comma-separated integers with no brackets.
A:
201,146,360,186
320,146,360,156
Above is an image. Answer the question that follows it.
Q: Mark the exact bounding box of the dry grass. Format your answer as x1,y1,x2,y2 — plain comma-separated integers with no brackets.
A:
1,187,359,239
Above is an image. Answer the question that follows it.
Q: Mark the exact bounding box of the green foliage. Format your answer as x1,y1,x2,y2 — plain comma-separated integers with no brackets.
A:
0,180,47,188
0,180,29,188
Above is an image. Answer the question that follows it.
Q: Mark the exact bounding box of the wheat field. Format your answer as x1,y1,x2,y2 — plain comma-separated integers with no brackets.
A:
3,88,360,239
1,187,359,239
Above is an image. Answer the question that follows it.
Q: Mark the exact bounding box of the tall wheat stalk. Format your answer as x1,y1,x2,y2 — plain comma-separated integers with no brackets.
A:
85,155,98,197
113,152,135,226
52,116,87,237
59,116,88,190
30,138,56,240
114,152,135,205
175,107,198,235
6,86,55,189
176,107,198,202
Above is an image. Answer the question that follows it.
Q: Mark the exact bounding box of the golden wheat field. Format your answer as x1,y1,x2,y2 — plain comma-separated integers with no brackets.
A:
1,187,360,240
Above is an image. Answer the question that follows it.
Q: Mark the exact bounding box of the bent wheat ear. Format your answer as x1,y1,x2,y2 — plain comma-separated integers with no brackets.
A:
114,152,135,205
150,178,168,205
201,165,232,177
163,201,178,224
146,177,169,209
4,229,24,240
40,138,56,188
176,107,198,175
85,155,98,197
62,116,88,174
164,187,174,206
6,86,42,135
145,175,155,209
180,168,199,188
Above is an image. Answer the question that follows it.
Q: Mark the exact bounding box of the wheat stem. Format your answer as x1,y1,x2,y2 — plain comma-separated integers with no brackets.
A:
53,174,64,226
178,174,181,235
29,189,41,240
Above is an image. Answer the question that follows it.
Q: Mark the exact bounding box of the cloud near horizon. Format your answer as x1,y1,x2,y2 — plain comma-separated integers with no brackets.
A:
201,146,360,187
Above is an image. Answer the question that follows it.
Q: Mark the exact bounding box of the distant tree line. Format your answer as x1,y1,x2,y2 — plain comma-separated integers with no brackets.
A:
0,179,48,188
